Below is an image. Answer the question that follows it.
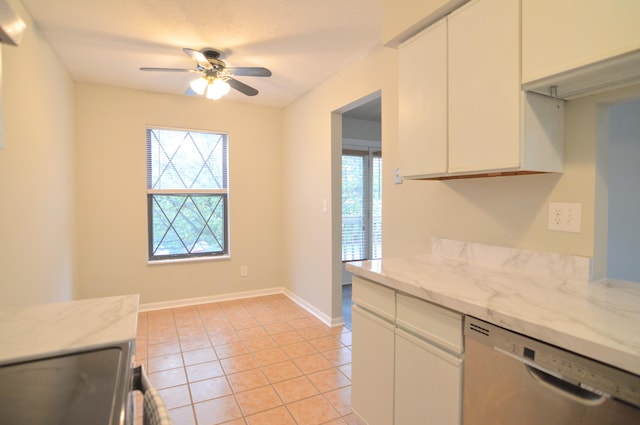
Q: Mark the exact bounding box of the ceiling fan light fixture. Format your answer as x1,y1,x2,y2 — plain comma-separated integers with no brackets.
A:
189,76,208,95
142,47,269,99
205,78,231,100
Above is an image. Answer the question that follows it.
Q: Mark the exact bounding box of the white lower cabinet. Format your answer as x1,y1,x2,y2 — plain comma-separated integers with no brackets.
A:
395,329,462,425
351,306,395,425
351,277,464,425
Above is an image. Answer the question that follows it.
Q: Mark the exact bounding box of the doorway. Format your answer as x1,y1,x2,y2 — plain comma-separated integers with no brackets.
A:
593,91,640,281
339,94,382,328
604,98,640,281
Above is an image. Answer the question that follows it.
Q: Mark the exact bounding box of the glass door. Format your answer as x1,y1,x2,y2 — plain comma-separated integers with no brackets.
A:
342,148,382,262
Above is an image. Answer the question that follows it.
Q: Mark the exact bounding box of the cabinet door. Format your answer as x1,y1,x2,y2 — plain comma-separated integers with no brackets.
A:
395,329,462,425
522,0,640,84
398,19,448,178
447,0,520,174
351,306,395,425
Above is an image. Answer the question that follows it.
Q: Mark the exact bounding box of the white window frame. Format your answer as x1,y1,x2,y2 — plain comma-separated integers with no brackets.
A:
146,126,230,262
342,143,382,262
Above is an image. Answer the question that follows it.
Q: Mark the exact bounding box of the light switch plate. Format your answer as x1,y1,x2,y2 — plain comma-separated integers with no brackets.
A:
393,168,403,185
548,202,582,233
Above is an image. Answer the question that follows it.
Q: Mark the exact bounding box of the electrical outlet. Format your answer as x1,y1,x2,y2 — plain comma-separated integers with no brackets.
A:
240,265,248,277
548,202,582,233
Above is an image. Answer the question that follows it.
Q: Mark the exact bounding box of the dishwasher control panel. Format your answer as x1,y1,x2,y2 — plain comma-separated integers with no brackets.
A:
466,317,640,408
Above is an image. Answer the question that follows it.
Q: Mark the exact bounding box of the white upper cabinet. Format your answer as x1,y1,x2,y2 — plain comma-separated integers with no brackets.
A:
448,0,521,173
522,0,640,98
398,0,564,179
398,19,448,178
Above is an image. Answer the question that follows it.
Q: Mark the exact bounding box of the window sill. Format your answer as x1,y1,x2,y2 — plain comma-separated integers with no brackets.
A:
147,255,230,265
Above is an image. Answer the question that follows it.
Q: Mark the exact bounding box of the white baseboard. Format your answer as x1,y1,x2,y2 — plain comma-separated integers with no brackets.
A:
282,288,345,328
139,287,346,328
139,287,285,312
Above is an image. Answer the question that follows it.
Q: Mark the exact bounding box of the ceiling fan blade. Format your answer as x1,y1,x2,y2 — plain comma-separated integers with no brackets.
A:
228,67,272,77
139,67,201,73
227,78,259,96
185,87,198,96
183,48,213,71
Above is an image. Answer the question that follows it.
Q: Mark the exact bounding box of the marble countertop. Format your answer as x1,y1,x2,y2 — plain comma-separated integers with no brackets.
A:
346,239,640,376
0,294,139,366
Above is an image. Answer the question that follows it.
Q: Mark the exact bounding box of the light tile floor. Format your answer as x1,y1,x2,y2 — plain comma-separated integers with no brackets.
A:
135,294,364,425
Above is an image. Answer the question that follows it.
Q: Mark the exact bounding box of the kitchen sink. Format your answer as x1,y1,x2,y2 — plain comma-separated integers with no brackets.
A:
0,346,132,425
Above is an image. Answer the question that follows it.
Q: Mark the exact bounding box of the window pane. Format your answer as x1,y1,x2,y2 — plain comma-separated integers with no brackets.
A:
147,128,227,190
146,126,229,261
342,154,366,261
149,194,226,259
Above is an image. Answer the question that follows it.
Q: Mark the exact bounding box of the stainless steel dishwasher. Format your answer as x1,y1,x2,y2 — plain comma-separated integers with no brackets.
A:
464,317,640,425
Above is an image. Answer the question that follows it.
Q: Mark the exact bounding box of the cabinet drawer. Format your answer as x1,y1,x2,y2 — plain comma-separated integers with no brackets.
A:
352,276,395,322
396,293,463,354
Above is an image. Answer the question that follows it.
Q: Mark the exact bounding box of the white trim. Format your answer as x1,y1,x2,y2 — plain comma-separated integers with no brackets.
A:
147,255,230,266
145,124,229,137
331,317,346,328
139,287,284,312
147,189,227,195
282,288,345,328
343,137,381,150
139,287,346,328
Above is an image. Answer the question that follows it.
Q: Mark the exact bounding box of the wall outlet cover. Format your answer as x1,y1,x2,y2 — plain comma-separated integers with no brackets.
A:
548,202,582,233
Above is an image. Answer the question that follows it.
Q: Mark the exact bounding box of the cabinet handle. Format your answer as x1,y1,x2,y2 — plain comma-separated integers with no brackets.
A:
395,328,462,366
352,304,395,329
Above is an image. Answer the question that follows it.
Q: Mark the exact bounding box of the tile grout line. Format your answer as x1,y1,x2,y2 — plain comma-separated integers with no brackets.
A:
137,295,355,425
176,307,206,425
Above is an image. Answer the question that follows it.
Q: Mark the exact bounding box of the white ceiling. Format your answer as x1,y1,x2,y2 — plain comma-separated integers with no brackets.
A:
20,0,382,107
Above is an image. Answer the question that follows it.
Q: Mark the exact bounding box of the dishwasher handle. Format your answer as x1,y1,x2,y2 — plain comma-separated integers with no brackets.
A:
493,345,608,407
525,363,608,406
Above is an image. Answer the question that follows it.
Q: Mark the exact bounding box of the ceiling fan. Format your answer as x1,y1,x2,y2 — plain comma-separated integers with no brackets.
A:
140,48,272,100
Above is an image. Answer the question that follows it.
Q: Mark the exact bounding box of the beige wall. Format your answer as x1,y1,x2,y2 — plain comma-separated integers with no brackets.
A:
3,0,636,318
74,84,285,304
282,47,395,322
0,0,76,307
383,90,599,258
383,0,469,46
283,44,640,322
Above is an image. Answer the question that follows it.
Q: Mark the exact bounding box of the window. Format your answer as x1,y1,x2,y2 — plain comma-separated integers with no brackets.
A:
146,127,229,261
342,148,382,262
